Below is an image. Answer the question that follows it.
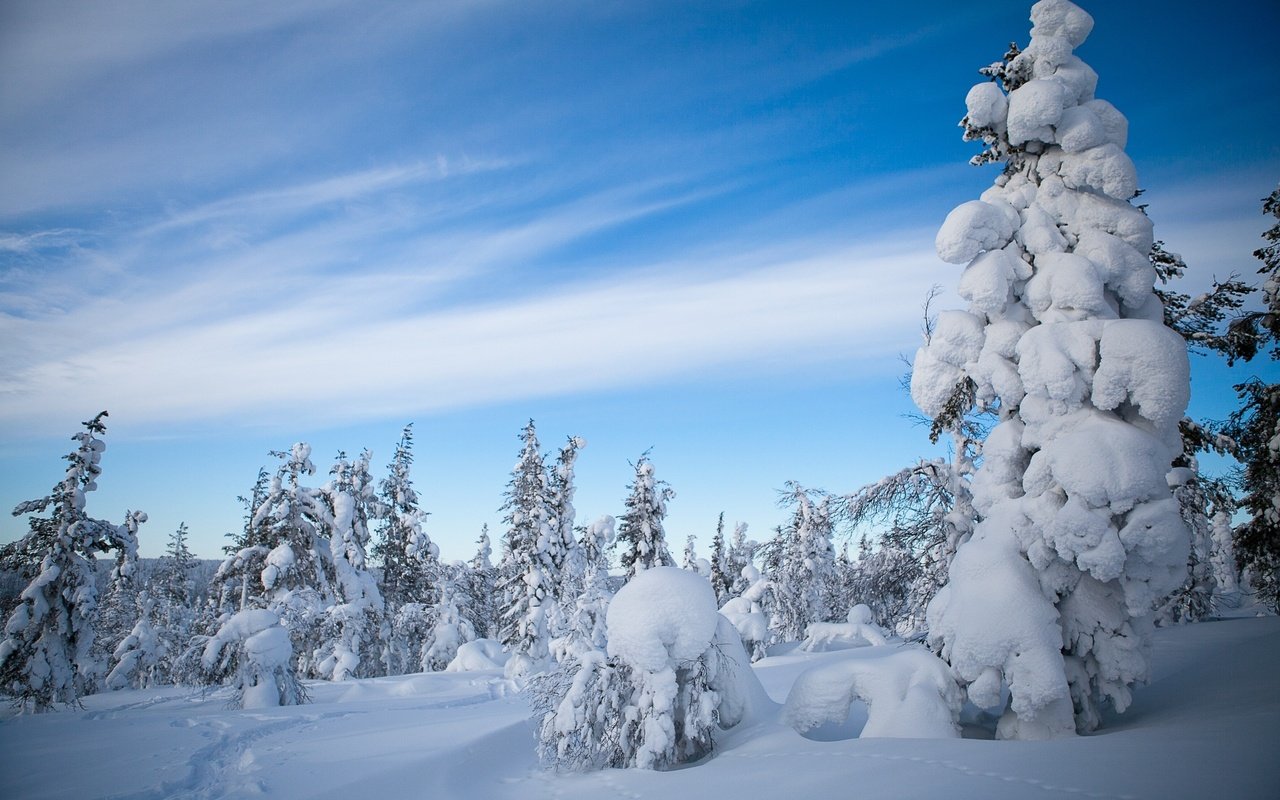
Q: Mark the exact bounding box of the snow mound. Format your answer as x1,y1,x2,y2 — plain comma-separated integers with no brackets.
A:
783,645,961,739
607,567,720,672
447,638,510,672
801,605,891,651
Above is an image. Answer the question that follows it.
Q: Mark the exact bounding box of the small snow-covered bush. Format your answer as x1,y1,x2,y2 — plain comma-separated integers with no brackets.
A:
534,567,767,772
201,609,306,709
783,645,961,739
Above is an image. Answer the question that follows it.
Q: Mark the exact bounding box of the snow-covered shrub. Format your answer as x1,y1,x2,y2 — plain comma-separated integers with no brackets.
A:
783,645,961,739
535,567,768,772
915,0,1192,738
201,608,305,709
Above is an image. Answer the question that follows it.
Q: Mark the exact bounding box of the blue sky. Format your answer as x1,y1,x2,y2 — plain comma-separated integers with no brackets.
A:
1,0,1277,561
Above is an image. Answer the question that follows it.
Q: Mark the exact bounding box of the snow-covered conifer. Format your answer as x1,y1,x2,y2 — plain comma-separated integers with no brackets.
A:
718,564,773,662
201,608,305,708
545,436,586,601
457,525,498,639
682,533,699,571
768,485,836,642
420,580,477,672
97,510,147,667
914,0,1192,737
1209,506,1241,608
615,453,675,579
534,567,766,771
156,522,198,609
1227,186,1280,612
725,522,755,600
106,592,166,690
551,516,615,661
374,425,439,610
152,523,199,682
0,413,143,711
497,421,556,679
314,450,388,681
708,513,732,603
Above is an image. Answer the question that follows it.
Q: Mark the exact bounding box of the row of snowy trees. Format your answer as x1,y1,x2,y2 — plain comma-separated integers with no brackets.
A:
1,414,797,714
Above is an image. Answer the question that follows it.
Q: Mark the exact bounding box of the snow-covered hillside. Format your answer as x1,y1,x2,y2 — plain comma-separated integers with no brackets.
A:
2,614,1276,800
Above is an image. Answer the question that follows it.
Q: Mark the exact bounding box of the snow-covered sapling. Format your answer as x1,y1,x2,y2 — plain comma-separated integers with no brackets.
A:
200,608,306,709
535,567,768,771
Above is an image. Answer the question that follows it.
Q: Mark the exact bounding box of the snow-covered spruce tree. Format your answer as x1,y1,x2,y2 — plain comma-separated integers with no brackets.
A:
551,515,616,662
1160,467,1237,623
542,435,586,640
913,0,1191,738
718,563,774,662
533,567,765,771
682,533,699,571
314,450,388,681
252,444,338,674
419,579,477,672
497,421,556,679
546,437,585,596
200,607,305,708
1227,186,1280,612
768,484,837,642
156,522,198,610
374,425,439,611
0,413,144,711
456,525,498,639
615,453,676,579
105,591,166,690
708,513,732,604
151,522,199,679
725,521,756,600
97,509,147,669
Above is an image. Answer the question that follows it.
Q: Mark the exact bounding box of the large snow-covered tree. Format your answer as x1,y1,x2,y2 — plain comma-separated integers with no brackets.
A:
615,453,675,578
0,413,145,711
912,0,1192,738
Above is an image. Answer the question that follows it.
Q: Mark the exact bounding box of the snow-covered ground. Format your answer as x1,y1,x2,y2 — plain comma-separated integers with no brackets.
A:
2,615,1277,799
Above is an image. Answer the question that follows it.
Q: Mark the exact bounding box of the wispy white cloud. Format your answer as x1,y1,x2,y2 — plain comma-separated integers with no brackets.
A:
0,235,939,435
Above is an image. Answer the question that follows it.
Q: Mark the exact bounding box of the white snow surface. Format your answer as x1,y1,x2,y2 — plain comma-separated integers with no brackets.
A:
1,615,1276,799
